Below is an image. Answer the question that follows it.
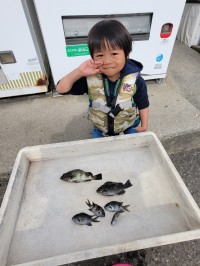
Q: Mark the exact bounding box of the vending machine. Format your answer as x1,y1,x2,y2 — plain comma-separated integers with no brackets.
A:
0,0,49,98
33,0,186,84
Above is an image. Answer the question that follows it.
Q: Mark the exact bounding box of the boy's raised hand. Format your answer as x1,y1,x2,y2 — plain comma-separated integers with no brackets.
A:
57,59,103,93
77,59,103,76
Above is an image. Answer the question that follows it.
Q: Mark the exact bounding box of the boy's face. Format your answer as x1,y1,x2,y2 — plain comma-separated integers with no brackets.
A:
93,43,126,82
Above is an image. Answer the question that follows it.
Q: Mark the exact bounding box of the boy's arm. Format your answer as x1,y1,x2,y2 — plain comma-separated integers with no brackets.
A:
56,68,83,94
135,107,149,132
56,59,102,93
133,76,149,132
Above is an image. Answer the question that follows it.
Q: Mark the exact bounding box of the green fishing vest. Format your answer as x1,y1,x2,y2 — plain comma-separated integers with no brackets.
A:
87,73,138,135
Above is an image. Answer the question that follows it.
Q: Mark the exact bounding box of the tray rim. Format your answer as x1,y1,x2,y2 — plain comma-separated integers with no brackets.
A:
8,230,200,266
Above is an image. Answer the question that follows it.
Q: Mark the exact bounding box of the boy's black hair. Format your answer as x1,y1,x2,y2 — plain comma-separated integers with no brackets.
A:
87,19,132,58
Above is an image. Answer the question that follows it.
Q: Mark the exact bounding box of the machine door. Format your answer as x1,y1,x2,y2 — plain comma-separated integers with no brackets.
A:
62,14,152,46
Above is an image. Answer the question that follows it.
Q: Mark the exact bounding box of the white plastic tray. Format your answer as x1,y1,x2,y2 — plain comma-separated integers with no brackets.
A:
1,132,200,266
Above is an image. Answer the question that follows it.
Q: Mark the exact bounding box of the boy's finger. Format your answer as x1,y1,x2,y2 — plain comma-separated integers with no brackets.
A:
94,60,103,66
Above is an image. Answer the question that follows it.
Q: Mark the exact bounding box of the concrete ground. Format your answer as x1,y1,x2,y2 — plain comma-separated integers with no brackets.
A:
0,40,200,265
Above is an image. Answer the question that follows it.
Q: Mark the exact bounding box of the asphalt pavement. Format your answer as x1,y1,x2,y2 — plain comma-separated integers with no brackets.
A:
0,40,200,266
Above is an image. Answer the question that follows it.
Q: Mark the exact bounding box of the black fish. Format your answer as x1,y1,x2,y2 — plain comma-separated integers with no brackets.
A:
111,211,125,225
104,201,130,212
96,180,132,196
72,212,99,226
60,169,102,183
86,199,105,217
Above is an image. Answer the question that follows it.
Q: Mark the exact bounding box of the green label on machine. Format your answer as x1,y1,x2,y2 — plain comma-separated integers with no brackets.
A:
66,45,90,57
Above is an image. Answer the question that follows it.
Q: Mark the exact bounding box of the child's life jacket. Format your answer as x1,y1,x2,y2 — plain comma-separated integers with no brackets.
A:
87,72,139,135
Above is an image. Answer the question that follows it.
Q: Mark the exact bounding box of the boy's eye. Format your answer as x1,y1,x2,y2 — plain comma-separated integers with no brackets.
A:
112,52,118,56
94,54,103,58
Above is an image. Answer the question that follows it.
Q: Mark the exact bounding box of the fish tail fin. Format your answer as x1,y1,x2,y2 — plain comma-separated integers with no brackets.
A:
85,199,91,207
93,173,102,180
123,205,130,212
92,216,100,223
124,179,132,189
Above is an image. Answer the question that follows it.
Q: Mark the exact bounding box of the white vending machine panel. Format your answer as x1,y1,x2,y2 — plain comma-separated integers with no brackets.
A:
0,0,49,98
34,0,186,83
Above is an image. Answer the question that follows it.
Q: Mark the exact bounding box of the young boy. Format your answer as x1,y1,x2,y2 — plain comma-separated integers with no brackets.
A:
57,20,149,138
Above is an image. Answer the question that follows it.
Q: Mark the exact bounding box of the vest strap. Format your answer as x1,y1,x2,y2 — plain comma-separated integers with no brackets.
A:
108,104,122,118
108,100,133,118
92,99,133,117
